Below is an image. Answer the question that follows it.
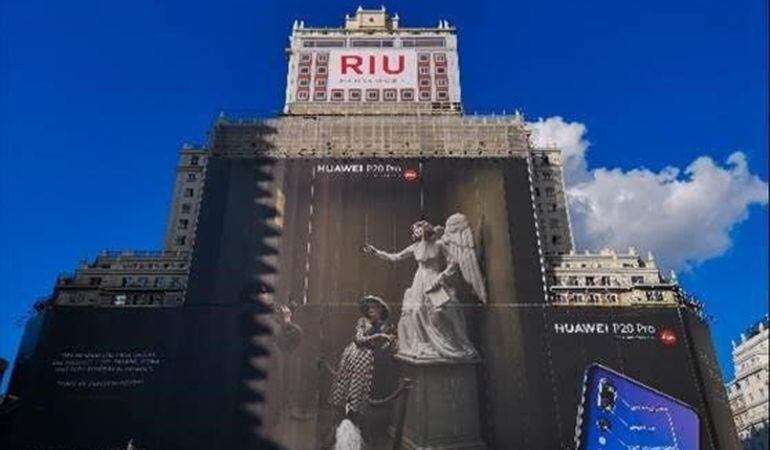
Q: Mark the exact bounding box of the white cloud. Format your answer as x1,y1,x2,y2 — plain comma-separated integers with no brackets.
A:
528,116,769,271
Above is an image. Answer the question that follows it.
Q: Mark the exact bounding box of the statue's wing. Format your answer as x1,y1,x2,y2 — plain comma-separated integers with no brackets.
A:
443,214,488,304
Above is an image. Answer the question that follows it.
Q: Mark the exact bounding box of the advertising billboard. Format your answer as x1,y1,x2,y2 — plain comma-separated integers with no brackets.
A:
6,153,740,450
196,155,734,449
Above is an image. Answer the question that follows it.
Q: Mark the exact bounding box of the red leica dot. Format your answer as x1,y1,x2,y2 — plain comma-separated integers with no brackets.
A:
403,169,419,181
660,329,677,346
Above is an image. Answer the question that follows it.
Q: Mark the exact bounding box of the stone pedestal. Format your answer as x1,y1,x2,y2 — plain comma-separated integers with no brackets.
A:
392,355,487,450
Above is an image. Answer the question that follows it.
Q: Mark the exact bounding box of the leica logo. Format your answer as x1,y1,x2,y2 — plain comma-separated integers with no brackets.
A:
403,169,419,181
341,54,405,75
659,329,677,346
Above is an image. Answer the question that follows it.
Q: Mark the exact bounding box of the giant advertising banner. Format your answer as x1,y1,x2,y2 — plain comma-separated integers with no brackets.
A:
187,155,738,449
5,154,740,450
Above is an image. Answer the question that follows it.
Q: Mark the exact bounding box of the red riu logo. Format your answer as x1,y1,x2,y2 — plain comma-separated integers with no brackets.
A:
403,169,419,182
341,54,405,75
659,329,677,346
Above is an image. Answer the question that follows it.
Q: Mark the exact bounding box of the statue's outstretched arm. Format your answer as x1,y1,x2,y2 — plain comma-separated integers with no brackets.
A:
363,243,415,262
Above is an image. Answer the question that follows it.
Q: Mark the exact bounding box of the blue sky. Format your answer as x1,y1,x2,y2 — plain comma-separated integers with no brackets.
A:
0,0,767,390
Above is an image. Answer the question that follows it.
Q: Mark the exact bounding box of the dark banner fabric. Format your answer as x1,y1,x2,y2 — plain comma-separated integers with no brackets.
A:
6,156,739,450
7,306,273,450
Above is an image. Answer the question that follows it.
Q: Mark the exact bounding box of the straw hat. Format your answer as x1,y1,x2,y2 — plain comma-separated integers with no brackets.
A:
359,295,390,321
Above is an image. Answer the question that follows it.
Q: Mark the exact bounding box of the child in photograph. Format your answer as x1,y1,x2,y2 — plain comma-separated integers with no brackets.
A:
327,295,396,448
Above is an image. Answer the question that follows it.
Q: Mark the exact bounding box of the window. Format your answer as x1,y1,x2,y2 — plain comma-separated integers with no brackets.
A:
419,78,431,87
607,294,618,303
585,276,595,286
331,89,344,101
297,90,309,101
175,235,187,246
302,39,345,48
300,53,312,63
299,66,310,75
365,89,379,101
545,187,555,196
350,39,394,47
418,53,430,63
178,219,189,230
315,78,327,87
383,89,397,101
89,277,101,286
551,235,561,244
534,187,541,197
298,77,310,87
316,53,328,63
190,155,200,166
314,90,327,100
419,66,430,75
436,91,448,101
400,89,414,101
550,203,558,211
419,90,431,101
600,276,610,286
316,66,327,75
631,276,644,285
435,66,446,75
434,53,446,63
181,203,192,214
436,77,448,87
549,218,560,228
184,188,194,198
403,38,446,48
186,173,197,182
348,89,362,101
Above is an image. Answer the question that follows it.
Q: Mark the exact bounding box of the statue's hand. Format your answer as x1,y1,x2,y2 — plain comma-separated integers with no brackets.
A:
362,243,378,255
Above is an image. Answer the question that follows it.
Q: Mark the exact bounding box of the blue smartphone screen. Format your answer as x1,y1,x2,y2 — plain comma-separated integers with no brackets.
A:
575,364,700,450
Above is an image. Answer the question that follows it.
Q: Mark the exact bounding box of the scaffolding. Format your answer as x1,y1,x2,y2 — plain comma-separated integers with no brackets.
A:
211,113,532,158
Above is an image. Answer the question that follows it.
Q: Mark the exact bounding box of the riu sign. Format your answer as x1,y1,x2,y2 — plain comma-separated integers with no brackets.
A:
328,50,418,90
340,54,405,75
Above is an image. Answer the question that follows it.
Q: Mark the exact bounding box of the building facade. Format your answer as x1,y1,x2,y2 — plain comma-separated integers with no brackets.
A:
545,248,679,306
6,8,741,450
52,250,188,307
727,317,770,450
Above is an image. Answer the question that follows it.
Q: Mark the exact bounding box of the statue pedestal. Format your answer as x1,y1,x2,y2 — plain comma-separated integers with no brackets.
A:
392,355,487,450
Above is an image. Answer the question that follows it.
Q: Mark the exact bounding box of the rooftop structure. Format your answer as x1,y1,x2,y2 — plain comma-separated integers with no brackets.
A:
284,7,461,115
51,250,189,307
545,248,679,306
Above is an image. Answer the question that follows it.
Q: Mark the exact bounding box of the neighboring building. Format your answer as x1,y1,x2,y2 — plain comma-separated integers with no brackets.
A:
545,248,679,306
531,147,574,256
47,143,205,308
163,144,207,253
727,317,769,450
52,250,188,307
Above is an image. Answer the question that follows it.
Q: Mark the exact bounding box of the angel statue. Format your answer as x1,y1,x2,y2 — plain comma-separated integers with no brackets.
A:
363,213,487,362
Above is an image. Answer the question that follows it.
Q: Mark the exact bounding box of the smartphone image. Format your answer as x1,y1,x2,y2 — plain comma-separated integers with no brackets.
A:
574,364,700,450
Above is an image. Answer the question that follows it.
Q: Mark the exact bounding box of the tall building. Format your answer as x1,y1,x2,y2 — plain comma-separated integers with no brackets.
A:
5,8,740,450
163,145,207,253
727,317,770,450
284,6,461,115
